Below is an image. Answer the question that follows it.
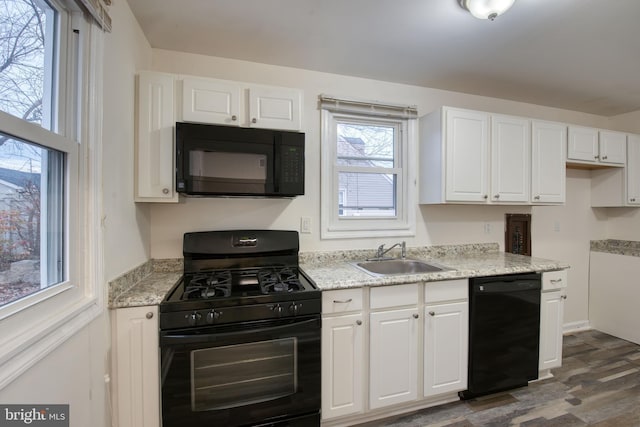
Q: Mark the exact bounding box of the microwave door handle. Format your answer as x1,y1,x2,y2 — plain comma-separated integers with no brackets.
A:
160,318,319,346
273,134,281,193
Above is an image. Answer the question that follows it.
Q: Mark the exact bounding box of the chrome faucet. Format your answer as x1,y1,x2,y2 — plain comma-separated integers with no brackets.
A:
374,241,406,260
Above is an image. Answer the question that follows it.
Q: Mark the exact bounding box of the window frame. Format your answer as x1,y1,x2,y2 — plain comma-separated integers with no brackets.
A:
321,108,417,239
0,0,103,389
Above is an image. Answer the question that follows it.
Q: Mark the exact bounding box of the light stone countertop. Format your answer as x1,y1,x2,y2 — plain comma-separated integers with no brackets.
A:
590,239,640,258
108,243,569,308
300,244,569,291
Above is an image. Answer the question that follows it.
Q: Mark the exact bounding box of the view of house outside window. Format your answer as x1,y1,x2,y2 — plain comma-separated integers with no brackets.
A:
0,0,65,306
336,122,397,217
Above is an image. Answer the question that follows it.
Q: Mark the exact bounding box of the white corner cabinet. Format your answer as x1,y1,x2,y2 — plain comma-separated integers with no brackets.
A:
567,126,626,166
181,76,303,131
111,306,161,427
135,71,304,202
321,280,468,425
591,133,640,207
539,270,567,376
419,107,565,205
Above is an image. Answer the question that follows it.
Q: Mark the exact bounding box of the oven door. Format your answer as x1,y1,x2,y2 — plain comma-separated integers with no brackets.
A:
160,315,320,427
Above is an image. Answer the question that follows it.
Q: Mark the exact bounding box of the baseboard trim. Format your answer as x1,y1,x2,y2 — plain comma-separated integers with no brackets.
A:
563,320,591,334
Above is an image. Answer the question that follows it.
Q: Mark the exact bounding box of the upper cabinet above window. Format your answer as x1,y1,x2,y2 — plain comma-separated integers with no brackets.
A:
181,77,303,131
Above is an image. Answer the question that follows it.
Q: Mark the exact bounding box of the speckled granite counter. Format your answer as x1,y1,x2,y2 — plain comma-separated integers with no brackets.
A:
300,243,569,290
109,244,569,308
108,259,182,308
591,239,640,257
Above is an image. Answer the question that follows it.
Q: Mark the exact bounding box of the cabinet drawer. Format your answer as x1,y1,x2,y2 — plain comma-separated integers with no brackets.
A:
370,283,418,310
542,270,567,291
425,279,468,303
322,288,363,314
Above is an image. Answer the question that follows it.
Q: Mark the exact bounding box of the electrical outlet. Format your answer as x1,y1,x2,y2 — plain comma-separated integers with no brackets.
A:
300,216,312,234
484,223,491,234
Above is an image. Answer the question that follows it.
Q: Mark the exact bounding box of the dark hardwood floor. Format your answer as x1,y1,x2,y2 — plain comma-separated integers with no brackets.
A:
356,330,640,426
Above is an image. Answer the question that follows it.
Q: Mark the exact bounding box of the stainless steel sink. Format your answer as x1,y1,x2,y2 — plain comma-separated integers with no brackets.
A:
353,259,449,276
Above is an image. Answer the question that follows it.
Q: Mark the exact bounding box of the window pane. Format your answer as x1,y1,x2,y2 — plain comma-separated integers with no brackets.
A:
337,123,394,168
0,131,64,306
338,172,396,217
0,0,57,129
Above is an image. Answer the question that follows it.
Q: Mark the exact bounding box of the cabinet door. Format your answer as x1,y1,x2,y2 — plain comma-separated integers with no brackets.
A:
539,291,564,371
424,301,468,397
182,77,241,125
444,108,490,202
113,306,160,427
321,314,365,420
627,134,640,205
567,126,598,163
490,115,530,203
599,130,626,165
248,86,302,131
369,307,419,409
136,71,178,202
531,121,566,204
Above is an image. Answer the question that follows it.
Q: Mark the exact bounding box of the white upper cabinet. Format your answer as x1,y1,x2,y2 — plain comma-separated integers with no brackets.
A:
568,126,626,166
490,114,531,203
420,107,531,204
181,76,303,131
135,71,178,202
599,130,627,164
591,132,640,207
181,77,241,126
531,121,566,204
627,134,640,205
248,86,302,131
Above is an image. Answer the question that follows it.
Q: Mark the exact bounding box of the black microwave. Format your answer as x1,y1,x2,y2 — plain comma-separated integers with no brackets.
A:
175,122,305,197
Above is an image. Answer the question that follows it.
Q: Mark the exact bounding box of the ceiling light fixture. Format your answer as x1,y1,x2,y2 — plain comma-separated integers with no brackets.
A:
460,0,516,20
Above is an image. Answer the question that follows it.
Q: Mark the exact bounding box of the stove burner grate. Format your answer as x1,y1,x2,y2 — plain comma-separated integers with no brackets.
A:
184,270,232,299
258,267,303,294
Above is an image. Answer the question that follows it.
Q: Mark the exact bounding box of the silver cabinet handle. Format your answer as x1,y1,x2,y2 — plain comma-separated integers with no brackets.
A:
333,298,352,304
550,278,563,284
162,188,169,195
483,194,488,199
602,155,608,160
356,320,362,326
594,155,600,159
231,115,237,121
252,118,257,124
534,195,541,200
428,311,435,316
146,312,154,319
561,295,568,300
494,194,500,199
413,313,419,319
630,198,636,202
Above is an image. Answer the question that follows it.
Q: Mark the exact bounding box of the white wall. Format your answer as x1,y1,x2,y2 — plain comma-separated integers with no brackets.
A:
146,50,616,325
0,1,152,426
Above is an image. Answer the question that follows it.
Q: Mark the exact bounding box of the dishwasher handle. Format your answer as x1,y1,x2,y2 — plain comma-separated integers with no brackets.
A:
472,280,541,293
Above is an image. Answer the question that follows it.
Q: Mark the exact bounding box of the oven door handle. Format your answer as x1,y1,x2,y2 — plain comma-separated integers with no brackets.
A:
160,317,319,345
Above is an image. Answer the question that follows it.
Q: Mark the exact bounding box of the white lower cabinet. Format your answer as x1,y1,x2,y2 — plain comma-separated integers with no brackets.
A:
369,307,419,409
424,301,468,397
321,312,365,419
111,306,160,427
539,270,567,373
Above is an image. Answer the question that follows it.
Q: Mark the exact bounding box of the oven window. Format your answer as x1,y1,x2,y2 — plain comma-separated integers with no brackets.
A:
189,151,267,181
190,338,297,411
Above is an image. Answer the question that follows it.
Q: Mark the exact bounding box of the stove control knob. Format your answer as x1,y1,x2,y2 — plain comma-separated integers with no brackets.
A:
271,304,283,318
289,302,303,315
206,310,221,324
186,311,201,326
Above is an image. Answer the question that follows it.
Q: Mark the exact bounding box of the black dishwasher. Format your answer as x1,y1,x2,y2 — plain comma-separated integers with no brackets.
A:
460,273,541,399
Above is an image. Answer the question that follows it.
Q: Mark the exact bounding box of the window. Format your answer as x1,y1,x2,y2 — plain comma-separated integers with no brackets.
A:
0,0,103,385
320,96,417,239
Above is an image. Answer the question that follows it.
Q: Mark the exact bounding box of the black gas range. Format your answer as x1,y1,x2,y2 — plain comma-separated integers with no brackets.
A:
159,230,321,427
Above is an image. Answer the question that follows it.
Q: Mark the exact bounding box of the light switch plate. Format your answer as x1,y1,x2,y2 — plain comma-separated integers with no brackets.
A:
301,216,312,234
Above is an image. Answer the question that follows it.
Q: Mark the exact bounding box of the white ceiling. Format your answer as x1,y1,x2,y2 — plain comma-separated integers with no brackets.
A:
125,0,640,117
